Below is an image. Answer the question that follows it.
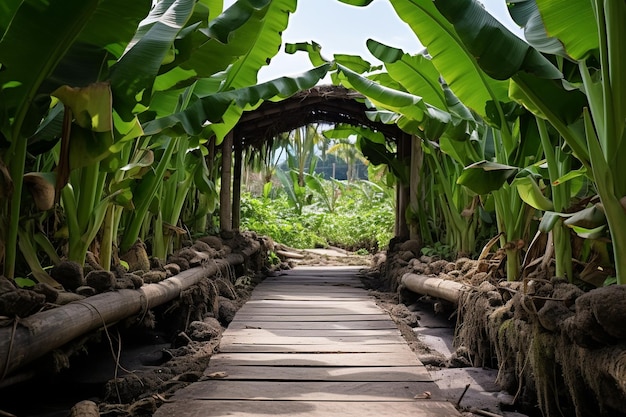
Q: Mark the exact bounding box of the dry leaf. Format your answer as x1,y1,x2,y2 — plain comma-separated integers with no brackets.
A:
414,391,432,399
207,371,228,379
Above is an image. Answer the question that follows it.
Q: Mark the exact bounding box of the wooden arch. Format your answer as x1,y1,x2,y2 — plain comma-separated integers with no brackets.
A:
219,85,418,244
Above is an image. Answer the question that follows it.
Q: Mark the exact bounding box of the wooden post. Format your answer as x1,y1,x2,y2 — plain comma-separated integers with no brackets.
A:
395,133,410,240
409,135,423,245
220,131,233,235
232,137,243,232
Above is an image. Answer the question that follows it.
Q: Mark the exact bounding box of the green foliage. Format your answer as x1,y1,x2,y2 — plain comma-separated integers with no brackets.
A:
420,242,455,261
240,181,394,251
14,277,36,289
267,251,280,266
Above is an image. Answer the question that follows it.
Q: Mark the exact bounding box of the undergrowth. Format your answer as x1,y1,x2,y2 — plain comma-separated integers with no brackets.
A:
240,191,393,252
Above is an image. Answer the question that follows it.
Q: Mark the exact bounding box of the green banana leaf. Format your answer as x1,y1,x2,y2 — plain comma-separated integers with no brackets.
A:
337,0,374,5
178,0,271,78
0,0,101,132
511,175,553,211
204,0,298,140
366,40,447,110
142,64,331,137
457,160,519,195
324,125,386,144
505,0,567,56
434,0,561,80
221,0,295,88
109,0,196,120
389,0,510,119
285,41,329,67
535,0,598,60
335,64,449,127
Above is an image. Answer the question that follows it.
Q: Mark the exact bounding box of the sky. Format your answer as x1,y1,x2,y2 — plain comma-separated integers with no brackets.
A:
222,0,525,83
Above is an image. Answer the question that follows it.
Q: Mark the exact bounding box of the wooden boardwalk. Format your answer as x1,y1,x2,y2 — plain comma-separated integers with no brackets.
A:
154,266,461,417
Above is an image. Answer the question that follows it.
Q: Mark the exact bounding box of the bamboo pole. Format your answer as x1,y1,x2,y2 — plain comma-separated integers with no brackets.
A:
0,245,259,378
400,273,465,304
219,131,233,233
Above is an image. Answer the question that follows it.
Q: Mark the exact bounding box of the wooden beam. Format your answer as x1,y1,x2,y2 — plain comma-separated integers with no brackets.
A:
409,134,423,245
232,136,243,231
395,134,410,240
220,131,233,234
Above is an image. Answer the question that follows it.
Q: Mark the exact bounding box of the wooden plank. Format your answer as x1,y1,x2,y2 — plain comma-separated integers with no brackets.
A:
209,352,422,367
227,320,398,330
230,314,392,322
259,281,364,287
219,336,406,347
235,308,384,316
248,291,372,302
223,328,402,338
253,281,369,294
154,400,460,417
217,343,411,353
202,365,432,382
244,299,376,305
172,380,440,402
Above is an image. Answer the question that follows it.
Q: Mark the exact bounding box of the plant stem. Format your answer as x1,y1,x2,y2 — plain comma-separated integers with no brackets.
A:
4,138,27,279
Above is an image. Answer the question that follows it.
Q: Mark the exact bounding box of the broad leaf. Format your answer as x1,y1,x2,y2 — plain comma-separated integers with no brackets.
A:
457,160,518,195
285,41,329,67
109,0,196,120
512,175,553,211
179,0,272,78
142,65,330,137
221,0,296,89
389,0,509,118
506,0,567,56
337,0,374,5
367,40,447,110
434,0,561,80
335,64,442,126
535,0,598,60
0,0,101,131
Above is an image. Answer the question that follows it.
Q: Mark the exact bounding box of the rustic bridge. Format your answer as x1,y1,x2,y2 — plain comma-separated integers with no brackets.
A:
154,266,461,417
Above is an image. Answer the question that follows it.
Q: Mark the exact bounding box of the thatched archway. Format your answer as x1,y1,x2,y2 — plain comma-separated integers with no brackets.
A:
219,85,417,244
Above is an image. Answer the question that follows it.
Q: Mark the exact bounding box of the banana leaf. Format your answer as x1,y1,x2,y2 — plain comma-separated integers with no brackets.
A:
535,0,598,60
457,160,518,195
142,64,330,138
366,40,447,110
109,0,196,120
389,0,510,119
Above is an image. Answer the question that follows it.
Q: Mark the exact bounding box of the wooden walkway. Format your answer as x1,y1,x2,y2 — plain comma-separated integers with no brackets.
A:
154,266,461,417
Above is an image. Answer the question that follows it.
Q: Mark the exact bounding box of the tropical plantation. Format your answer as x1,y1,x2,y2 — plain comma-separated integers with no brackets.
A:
0,1,625,416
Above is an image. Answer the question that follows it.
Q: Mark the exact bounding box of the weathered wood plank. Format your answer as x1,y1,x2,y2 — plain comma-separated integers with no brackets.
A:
217,343,411,353
219,336,406,347
155,400,459,417
202,365,432,381
230,314,392,322
235,307,384,315
249,295,372,301
172,380,440,402
237,301,376,307
226,320,398,330
209,352,422,367
223,328,402,338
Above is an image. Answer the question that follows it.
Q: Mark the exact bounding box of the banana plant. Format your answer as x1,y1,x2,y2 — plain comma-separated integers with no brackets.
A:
0,0,151,278
370,0,562,280
530,0,626,284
